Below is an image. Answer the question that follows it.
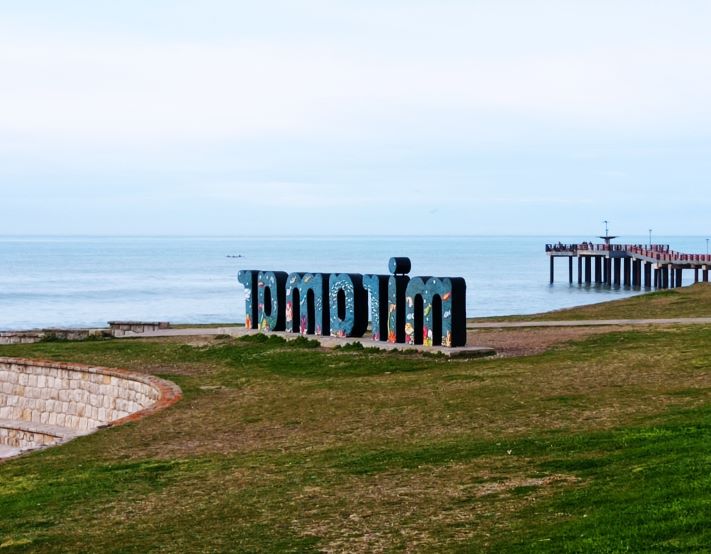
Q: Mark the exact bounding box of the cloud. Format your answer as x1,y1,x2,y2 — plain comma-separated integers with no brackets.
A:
1,6,711,153
2,2,711,234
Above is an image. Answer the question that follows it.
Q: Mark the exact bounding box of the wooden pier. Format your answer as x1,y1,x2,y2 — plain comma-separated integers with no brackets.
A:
546,241,711,289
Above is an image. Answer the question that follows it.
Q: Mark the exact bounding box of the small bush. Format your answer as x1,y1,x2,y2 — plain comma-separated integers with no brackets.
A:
286,336,320,349
39,332,69,343
336,342,365,351
83,333,108,342
238,334,286,345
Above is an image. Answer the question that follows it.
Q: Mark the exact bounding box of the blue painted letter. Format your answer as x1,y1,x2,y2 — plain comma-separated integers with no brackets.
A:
404,277,466,347
237,270,259,329
329,273,368,337
257,271,287,331
285,272,331,336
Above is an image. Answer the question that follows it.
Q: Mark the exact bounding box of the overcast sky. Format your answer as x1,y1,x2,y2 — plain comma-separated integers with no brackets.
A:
2,1,710,236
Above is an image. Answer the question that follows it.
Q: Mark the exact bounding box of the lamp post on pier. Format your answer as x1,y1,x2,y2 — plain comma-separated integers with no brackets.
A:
599,221,616,247
598,220,616,287
649,229,652,248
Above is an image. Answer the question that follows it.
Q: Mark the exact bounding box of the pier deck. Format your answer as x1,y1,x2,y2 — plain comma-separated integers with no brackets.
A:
546,242,711,289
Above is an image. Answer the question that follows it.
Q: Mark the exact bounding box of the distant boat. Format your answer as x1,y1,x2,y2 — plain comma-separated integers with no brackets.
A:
226,254,244,259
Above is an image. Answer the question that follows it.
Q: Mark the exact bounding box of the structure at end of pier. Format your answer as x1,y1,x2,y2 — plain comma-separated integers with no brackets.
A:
546,241,710,289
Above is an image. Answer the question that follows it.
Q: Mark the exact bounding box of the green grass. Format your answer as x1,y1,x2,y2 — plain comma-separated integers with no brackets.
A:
496,407,711,552
2,320,711,551
473,282,711,322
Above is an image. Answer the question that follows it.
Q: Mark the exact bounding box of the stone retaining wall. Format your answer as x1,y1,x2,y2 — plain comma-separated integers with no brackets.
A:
1,323,171,344
0,357,181,458
0,329,104,345
0,332,46,345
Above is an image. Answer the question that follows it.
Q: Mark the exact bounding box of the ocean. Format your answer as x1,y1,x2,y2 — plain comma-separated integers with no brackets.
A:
0,235,708,331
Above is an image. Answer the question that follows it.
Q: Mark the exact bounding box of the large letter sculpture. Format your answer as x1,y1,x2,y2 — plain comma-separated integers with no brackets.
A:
240,258,467,347
257,271,287,331
237,270,259,330
404,276,466,347
286,273,331,336
329,274,368,337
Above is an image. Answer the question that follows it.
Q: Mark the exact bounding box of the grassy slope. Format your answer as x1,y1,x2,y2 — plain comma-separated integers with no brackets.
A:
1,305,711,550
474,282,711,322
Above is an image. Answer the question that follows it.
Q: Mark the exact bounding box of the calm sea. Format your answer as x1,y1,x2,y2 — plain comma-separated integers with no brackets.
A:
0,235,708,330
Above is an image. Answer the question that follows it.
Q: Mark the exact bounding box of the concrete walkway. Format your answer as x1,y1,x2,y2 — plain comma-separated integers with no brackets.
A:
124,317,711,339
0,445,21,459
470,317,711,329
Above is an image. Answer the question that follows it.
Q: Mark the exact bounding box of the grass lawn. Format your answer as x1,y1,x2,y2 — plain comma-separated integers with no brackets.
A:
2,292,711,551
474,282,711,322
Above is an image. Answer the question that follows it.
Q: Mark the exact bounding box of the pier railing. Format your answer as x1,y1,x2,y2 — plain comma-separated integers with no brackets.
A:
546,243,711,263
546,241,711,288
626,246,711,263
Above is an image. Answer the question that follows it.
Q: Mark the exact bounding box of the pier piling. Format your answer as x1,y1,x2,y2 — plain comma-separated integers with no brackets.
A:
623,258,631,286
644,262,652,288
545,242,710,291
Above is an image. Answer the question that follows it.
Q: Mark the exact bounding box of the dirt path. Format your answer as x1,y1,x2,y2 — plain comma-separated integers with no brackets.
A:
468,326,638,358
471,317,711,328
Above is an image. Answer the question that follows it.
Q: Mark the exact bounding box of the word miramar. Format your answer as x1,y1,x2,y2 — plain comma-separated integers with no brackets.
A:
238,257,467,347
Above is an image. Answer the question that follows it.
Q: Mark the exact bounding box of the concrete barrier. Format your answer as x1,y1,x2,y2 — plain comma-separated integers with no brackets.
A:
109,322,170,337
0,357,181,459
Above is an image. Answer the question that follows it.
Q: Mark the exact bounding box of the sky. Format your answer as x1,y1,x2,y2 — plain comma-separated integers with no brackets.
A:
2,1,711,236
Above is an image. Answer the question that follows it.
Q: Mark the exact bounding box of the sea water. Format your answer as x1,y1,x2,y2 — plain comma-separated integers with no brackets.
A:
0,235,708,330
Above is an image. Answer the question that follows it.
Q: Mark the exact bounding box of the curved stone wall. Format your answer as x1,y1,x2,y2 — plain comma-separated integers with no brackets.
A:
0,357,181,459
